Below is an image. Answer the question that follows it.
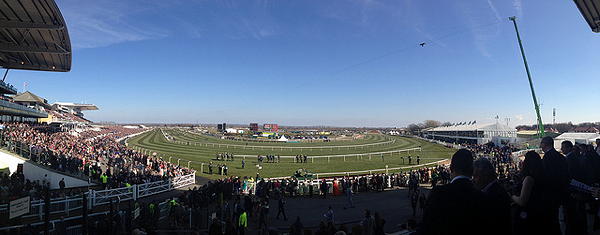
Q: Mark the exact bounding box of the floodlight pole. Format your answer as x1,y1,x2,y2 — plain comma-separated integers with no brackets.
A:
509,16,544,137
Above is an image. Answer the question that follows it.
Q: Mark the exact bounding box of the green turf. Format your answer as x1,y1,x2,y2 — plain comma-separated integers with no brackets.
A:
127,129,456,179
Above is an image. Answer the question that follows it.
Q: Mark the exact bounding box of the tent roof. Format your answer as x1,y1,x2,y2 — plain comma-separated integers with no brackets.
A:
0,0,71,72
426,122,516,132
555,132,600,140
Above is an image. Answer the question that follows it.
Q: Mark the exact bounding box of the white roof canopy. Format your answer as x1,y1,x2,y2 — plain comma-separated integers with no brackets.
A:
555,132,600,141
426,123,516,132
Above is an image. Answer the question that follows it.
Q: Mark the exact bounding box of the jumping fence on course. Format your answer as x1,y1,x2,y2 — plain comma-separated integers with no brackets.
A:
161,129,397,150
126,143,424,174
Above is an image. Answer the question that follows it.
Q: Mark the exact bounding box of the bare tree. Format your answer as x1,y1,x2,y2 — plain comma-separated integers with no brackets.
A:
422,120,441,129
407,124,422,134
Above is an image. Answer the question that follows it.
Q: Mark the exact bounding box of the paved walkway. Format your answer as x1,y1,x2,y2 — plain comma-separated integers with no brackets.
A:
261,188,423,233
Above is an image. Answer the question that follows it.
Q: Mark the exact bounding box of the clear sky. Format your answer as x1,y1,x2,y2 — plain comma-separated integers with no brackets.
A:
7,0,600,127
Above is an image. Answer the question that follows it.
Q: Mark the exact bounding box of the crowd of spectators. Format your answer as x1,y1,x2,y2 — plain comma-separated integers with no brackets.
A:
417,137,600,235
1,123,194,191
145,162,451,234
0,171,47,203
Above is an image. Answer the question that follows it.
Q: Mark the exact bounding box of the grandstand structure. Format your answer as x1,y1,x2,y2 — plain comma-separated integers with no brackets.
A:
0,0,71,72
0,2,195,233
422,122,517,146
0,90,47,122
574,0,600,33
8,91,97,124
52,102,98,119
0,0,72,122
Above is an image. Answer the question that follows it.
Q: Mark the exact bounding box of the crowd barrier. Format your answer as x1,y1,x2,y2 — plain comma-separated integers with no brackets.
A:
0,174,196,221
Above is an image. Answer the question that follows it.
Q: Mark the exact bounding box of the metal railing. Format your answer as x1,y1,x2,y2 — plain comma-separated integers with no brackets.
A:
92,186,136,206
0,174,196,221
0,99,47,117
0,80,17,94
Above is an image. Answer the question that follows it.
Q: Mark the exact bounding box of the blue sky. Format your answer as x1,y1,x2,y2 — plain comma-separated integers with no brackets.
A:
8,0,600,127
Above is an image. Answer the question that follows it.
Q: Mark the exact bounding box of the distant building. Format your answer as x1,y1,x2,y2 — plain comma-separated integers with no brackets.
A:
52,102,98,118
249,123,259,132
217,123,227,132
423,122,517,146
225,128,244,134
263,123,279,132
554,132,600,149
13,91,51,111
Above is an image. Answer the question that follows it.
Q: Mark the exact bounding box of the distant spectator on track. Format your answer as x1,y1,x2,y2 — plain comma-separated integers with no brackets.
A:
290,216,304,235
596,139,600,156
59,178,65,193
321,180,329,199
324,206,334,224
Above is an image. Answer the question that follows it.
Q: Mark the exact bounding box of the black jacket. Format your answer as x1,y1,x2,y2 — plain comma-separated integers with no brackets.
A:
542,148,569,207
418,178,485,235
482,181,512,235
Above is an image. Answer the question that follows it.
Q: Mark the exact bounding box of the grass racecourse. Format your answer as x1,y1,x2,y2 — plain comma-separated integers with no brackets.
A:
127,129,456,179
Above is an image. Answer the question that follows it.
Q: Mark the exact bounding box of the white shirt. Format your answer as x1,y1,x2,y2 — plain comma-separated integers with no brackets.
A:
450,175,471,184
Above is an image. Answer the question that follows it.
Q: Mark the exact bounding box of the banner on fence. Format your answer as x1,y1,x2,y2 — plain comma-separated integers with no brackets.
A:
9,196,30,219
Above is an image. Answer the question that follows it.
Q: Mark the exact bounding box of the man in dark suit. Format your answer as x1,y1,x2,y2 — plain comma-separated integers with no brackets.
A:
418,149,485,235
540,136,569,235
561,141,587,235
472,158,511,235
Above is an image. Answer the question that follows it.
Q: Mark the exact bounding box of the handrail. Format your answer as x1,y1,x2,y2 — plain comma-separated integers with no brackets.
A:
0,173,196,219
0,80,16,94
0,99,47,116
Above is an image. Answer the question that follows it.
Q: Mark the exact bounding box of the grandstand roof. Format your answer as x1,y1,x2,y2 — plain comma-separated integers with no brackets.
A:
574,0,600,32
53,102,98,110
0,0,72,72
426,122,516,132
13,91,48,105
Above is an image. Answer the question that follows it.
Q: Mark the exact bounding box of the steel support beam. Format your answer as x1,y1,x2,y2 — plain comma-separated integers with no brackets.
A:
0,43,69,54
0,20,64,30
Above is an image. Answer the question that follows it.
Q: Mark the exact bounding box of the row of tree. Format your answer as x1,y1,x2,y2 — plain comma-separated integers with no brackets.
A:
406,120,442,134
516,122,600,133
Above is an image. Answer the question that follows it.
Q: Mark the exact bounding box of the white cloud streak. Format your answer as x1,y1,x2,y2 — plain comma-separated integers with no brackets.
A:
486,0,502,21
513,0,523,17
60,1,167,49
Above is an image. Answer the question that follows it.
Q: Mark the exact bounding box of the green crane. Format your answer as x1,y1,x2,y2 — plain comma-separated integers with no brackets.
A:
509,16,544,138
